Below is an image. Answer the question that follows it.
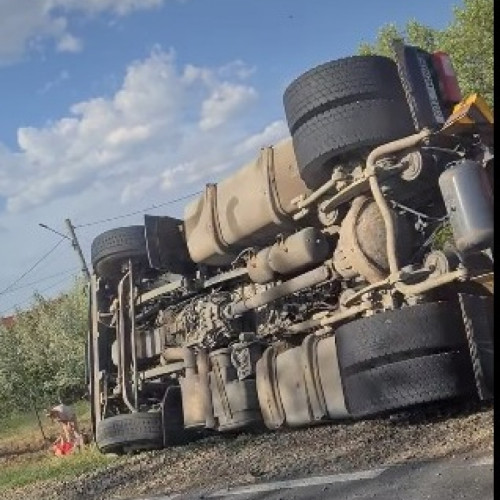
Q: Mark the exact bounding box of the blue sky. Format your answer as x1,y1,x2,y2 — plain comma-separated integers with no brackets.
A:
0,0,461,315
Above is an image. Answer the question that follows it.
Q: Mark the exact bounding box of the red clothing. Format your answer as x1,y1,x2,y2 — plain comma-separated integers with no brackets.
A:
53,440,74,456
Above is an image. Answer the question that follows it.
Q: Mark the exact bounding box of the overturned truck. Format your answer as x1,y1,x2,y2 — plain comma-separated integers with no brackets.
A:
88,42,494,453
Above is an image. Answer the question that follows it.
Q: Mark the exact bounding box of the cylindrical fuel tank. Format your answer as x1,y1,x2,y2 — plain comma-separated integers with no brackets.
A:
255,334,349,429
246,227,330,284
268,227,330,275
184,139,311,266
439,159,494,254
247,247,275,284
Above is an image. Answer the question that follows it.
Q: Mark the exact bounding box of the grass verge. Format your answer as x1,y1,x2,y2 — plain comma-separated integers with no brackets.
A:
0,400,115,492
0,445,117,491
0,400,91,443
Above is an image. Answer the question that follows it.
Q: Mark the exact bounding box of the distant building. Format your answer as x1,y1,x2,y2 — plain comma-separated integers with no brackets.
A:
0,315,15,328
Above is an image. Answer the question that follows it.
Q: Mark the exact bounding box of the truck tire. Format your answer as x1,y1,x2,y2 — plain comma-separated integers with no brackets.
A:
341,350,477,418
283,56,414,188
283,56,406,134
336,302,477,418
91,226,148,280
291,100,416,187
96,412,163,454
336,302,468,369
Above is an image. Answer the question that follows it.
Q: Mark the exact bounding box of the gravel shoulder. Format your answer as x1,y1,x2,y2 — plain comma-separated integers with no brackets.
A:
1,401,493,500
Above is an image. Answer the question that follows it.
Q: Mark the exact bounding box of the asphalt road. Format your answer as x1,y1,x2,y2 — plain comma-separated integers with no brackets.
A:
133,455,493,500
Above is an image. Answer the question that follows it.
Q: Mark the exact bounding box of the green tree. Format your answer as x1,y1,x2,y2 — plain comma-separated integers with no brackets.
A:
359,20,437,57
0,281,88,416
358,0,494,106
439,0,494,105
359,23,405,58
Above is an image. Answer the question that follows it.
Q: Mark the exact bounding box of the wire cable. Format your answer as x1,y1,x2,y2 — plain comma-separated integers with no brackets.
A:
0,273,78,316
1,268,78,295
74,191,202,228
0,237,66,297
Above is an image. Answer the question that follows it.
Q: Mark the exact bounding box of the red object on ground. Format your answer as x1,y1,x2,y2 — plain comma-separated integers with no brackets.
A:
53,440,74,456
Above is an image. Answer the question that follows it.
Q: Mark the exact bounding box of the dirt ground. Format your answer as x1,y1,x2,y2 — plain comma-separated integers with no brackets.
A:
0,399,493,500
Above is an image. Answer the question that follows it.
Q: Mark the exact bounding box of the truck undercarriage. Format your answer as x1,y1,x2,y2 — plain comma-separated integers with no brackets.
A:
87,42,494,454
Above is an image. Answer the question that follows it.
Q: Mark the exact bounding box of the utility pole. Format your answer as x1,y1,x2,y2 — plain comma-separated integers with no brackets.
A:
64,219,91,280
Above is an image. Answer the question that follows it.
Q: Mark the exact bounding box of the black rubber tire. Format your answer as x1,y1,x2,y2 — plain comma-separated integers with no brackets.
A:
292,99,416,187
342,350,477,418
283,55,407,134
336,302,477,418
96,412,163,454
91,225,148,280
336,302,468,370
283,56,415,188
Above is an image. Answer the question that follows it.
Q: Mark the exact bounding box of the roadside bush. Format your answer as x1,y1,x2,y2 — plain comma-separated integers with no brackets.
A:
0,280,88,417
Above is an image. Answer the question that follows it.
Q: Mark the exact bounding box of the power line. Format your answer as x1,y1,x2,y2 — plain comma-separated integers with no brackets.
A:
74,191,202,228
0,273,78,316
0,237,65,297
0,268,78,295
36,274,78,295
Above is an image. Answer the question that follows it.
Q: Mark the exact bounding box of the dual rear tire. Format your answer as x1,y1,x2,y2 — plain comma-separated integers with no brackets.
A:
335,302,478,418
283,55,415,188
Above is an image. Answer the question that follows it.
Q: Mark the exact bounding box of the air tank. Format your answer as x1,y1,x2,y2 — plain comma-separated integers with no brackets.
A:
439,159,494,254
246,227,330,284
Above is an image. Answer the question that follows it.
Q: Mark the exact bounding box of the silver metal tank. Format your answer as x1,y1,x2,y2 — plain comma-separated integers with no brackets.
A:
439,159,494,254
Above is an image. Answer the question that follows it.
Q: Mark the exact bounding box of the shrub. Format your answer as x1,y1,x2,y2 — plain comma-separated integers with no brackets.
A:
0,280,88,417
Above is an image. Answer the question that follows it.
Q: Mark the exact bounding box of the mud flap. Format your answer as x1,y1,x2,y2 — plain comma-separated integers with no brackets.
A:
144,214,195,274
458,293,494,401
161,385,187,446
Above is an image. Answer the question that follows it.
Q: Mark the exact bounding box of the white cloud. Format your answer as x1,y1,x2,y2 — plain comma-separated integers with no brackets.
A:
217,60,256,80
120,175,157,203
161,162,194,190
0,48,282,215
0,46,290,315
38,69,70,94
0,1,61,63
234,120,289,155
182,64,213,85
199,83,257,131
106,125,151,147
56,33,83,53
56,0,165,16
181,60,256,87
0,0,173,64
